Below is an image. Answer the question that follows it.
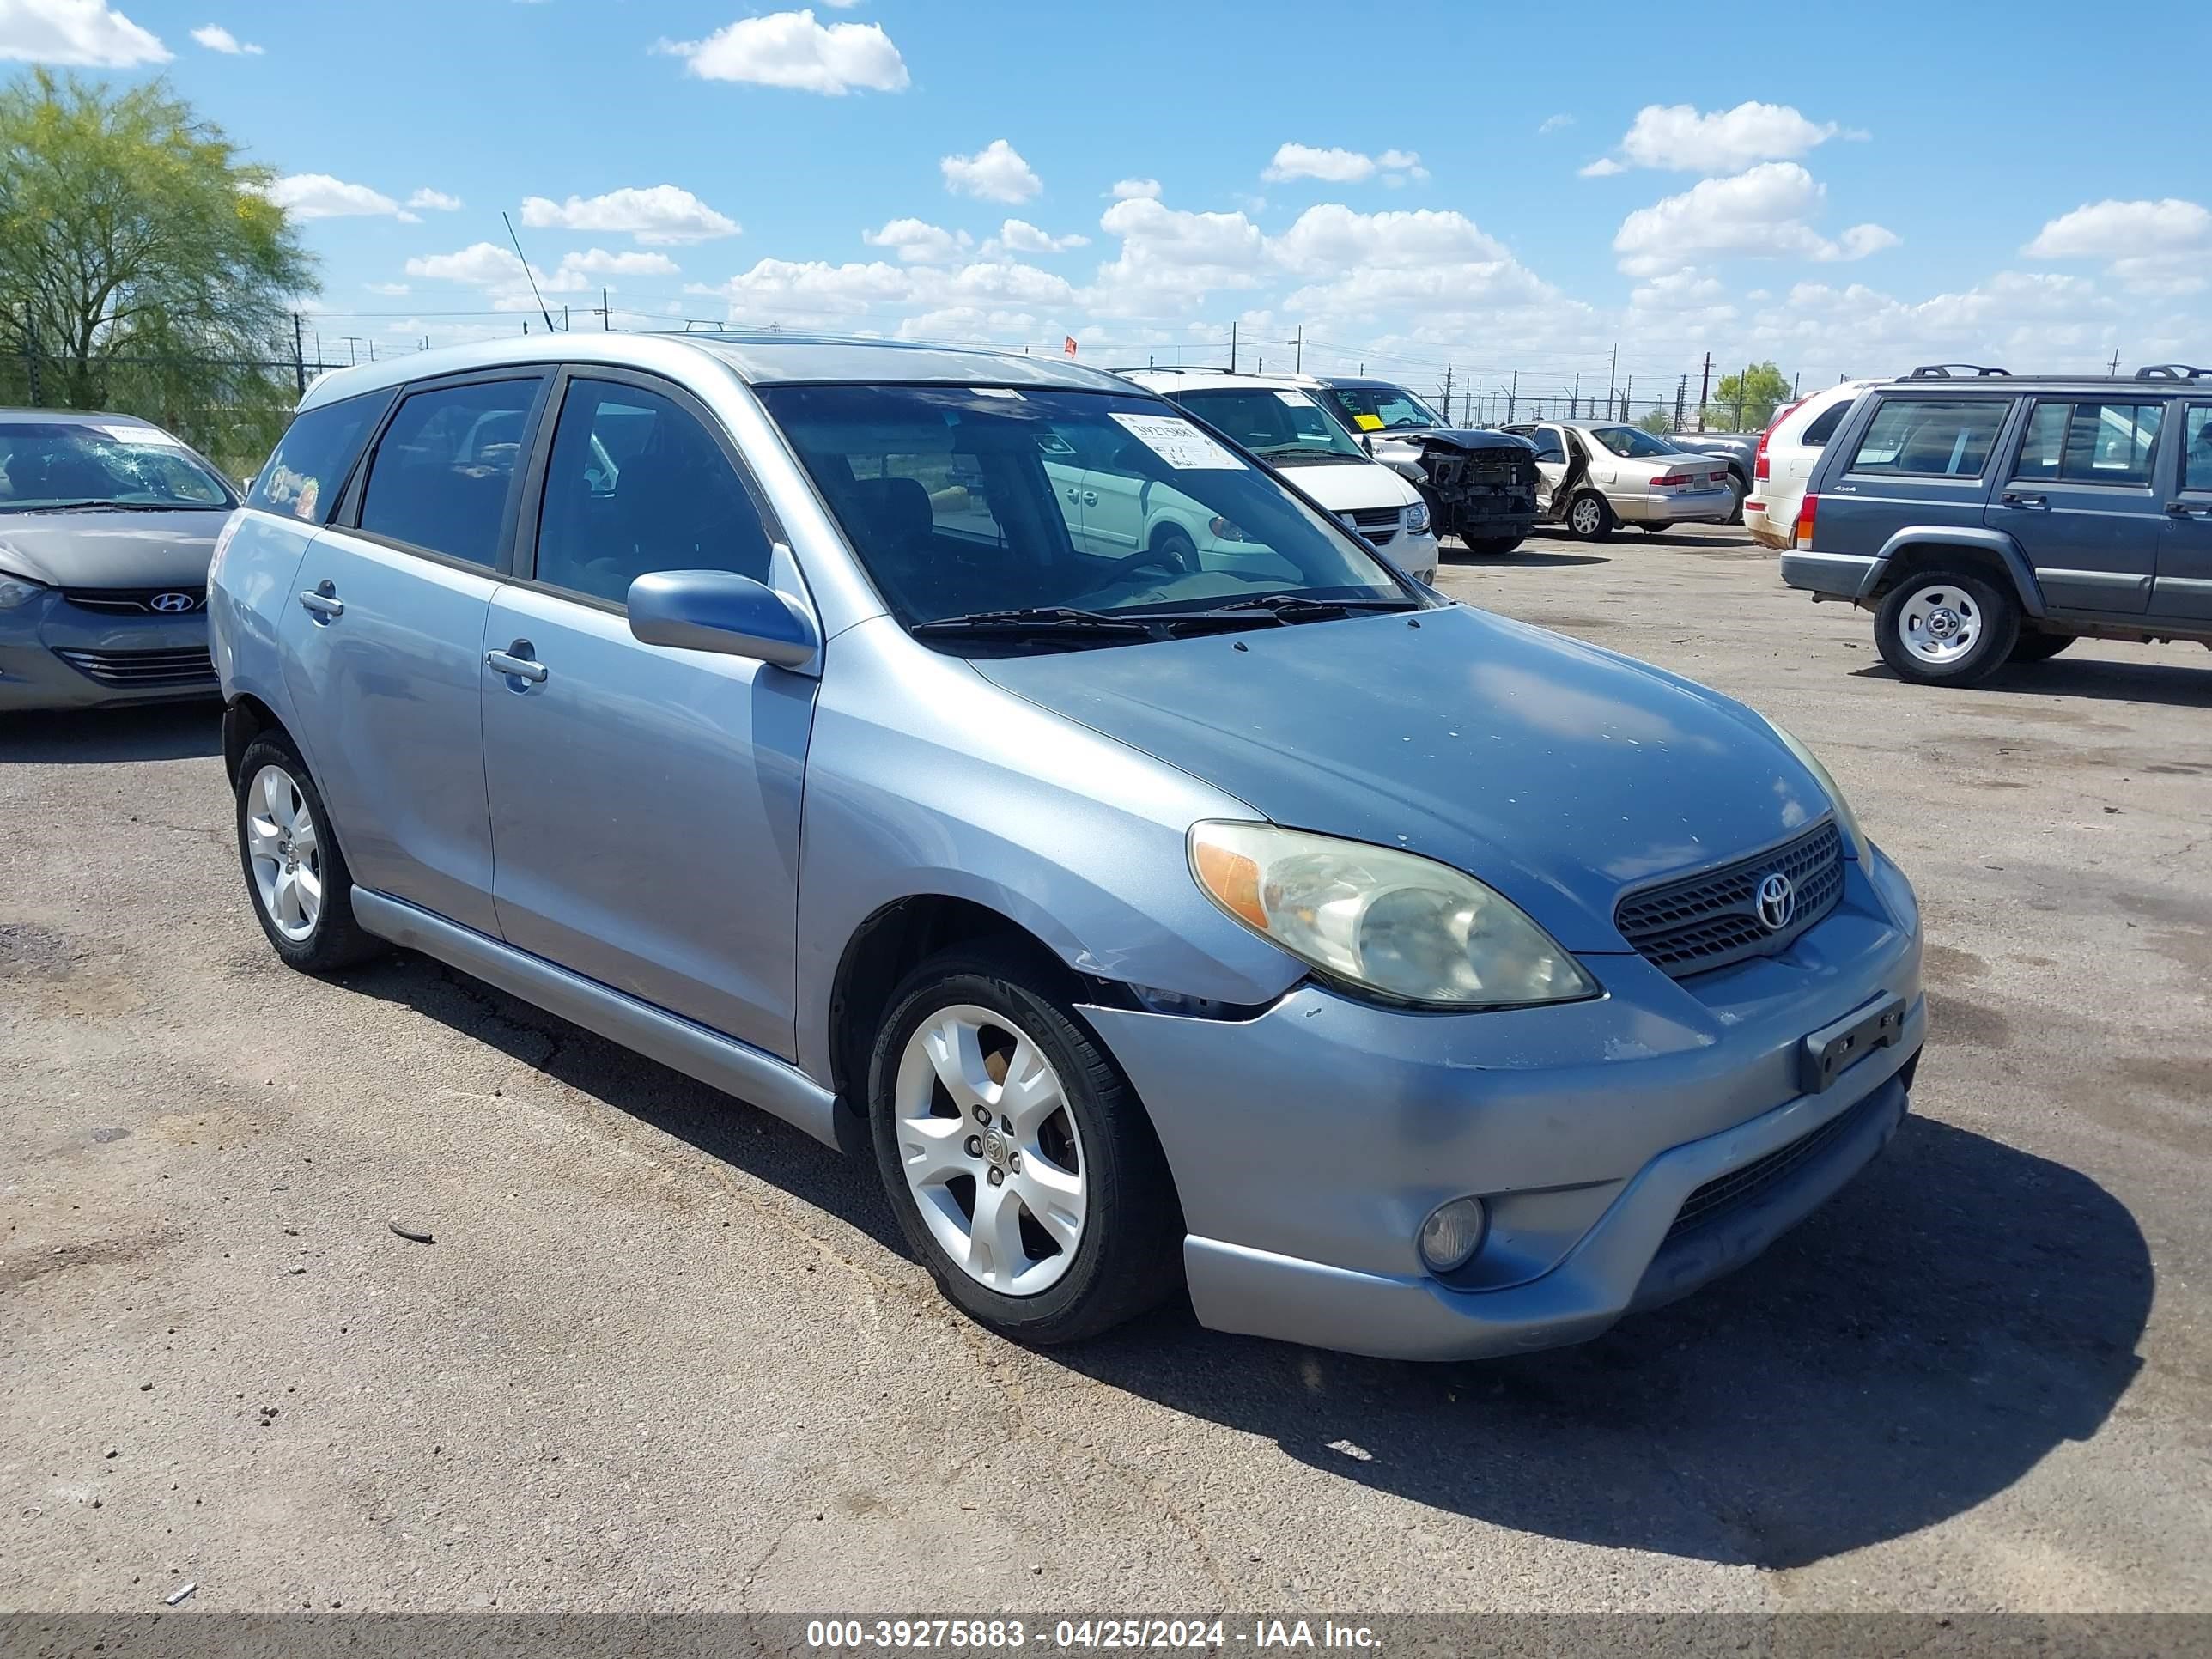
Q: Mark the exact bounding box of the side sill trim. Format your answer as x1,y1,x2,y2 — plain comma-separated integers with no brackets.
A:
352,889,843,1150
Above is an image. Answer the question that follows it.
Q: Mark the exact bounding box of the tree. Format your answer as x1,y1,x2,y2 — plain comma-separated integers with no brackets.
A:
0,70,313,461
1705,362,1792,433
1636,408,1674,435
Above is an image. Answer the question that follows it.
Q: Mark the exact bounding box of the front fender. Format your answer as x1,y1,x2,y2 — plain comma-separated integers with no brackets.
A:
790,619,1305,1085
1865,526,2047,618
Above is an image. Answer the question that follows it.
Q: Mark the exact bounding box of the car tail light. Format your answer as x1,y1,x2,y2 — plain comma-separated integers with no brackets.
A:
1650,472,1690,487
1795,494,1818,549
1754,401,1801,482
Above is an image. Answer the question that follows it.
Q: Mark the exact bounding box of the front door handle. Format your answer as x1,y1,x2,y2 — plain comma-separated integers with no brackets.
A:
2000,492,2049,509
297,580,343,621
2166,500,2212,520
1081,490,1098,507
486,640,549,685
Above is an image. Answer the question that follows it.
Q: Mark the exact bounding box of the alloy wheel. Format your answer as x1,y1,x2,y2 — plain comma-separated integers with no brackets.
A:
892,1004,1087,1296
244,763,323,942
1897,582,1983,665
1571,496,1603,536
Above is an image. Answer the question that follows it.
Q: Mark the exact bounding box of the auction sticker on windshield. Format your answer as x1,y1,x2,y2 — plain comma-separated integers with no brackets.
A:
1109,412,1243,471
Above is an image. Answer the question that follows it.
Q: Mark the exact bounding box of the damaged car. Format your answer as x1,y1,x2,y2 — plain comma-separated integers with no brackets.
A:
1316,377,1541,555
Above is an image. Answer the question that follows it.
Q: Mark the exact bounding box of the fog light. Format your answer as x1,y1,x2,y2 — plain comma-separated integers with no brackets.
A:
1418,1196,1487,1273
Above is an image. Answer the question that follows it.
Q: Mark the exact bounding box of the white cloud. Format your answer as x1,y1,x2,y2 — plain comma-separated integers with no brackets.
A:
404,243,525,288
1589,101,1842,174
1578,157,1625,179
1538,113,1574,136
941,139,1041,204
0,0,167,64
520,185,739,245
656,9,908,95
403,243,682,312
1745,271,2130,376
860,217,973,264
1612,163,1897,276
686,257,1074,326
189,22,259,54
406,188,463,213
996,218,1088,255
1262,143,1427,186
1109,178,1161,201
263,173,404,221
1087,197,1268,317
2025,198,2212,298
1270,205,1559,324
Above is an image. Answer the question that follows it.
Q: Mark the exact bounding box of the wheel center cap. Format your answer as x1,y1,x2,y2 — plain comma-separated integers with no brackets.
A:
1928,607,1960,640
981,1128,1007,1165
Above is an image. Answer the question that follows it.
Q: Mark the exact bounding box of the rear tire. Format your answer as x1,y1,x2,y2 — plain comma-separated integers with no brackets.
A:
1875,570,2021,687
2008,632,2076,665
234,735,384,974
1462,533,1525,556
1724,474,1748,525
1566,491,1614,543
868,945,1182,1346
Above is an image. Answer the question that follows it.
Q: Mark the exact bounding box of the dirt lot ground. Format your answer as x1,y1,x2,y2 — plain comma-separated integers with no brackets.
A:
3,521,2209,1614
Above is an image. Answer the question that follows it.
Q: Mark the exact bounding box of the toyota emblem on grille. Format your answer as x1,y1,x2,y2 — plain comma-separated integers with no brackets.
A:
149,591,197,613
1756,872,1796,932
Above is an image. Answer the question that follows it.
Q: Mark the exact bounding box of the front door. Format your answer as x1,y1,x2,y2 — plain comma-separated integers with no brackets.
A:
279,370,548,936
479,369,817,1059
2154,403,2212,622
1988,397,2167,615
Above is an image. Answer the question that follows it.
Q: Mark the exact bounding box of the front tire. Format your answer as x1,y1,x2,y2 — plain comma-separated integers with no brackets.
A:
1566,491,1614,542
1462,533,1525,556
868,945,1182,1346
1875,570,2021,687
234,735,384,973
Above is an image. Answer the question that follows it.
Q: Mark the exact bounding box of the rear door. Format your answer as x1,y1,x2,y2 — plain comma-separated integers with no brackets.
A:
1814,393,2016,565
1988,396,2166,615
281,368,550,936
2154,402,2212,620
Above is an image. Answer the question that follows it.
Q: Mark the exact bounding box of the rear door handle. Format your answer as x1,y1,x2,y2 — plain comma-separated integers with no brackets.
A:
297,581,343,621
2166,501,2212,520
486,641,549,684
2000,492,2048,509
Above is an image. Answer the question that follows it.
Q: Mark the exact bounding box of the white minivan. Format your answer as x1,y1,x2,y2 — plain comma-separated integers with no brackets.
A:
1120,369,1439,583
1744,379,1882,549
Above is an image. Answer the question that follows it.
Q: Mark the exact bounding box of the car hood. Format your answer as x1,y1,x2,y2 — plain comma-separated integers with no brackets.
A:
1272,459,1420,513
972,603,1832,952
0,508,233,588
1409,428,1537,455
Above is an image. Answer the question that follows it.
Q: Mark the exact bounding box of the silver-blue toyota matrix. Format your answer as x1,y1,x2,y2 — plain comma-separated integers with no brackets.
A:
210,335,1923,1360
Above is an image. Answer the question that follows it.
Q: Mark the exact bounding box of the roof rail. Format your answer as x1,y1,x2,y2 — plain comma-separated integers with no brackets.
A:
1907,363,2010,379
2135,363,2212,380
1104,363,1239,375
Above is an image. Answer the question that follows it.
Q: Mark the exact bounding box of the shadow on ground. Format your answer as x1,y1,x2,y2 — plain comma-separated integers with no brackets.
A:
1445,544,1610,569
0,702,222,764
1853,654,2212,710
341,950,2150,1573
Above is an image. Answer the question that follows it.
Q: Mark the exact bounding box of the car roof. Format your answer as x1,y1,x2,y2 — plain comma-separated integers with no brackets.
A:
1869,367,2212,392
0,408,164,429
294,331,1139,413
1316,376,1416,391
1119,367,1325,392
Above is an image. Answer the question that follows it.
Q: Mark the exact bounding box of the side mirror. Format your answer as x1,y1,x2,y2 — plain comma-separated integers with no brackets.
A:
627,568,820,671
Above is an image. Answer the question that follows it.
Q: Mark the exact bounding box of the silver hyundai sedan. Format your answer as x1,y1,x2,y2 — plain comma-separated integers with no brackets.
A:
210,334,1923,1361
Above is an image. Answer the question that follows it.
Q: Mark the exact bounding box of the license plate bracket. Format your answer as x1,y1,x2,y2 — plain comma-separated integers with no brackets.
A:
1799,994,1908,1094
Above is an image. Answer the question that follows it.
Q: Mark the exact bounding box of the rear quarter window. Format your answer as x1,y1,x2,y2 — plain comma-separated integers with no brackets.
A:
1846,397,2010,479
1800,399,1853,447
247,391,392,523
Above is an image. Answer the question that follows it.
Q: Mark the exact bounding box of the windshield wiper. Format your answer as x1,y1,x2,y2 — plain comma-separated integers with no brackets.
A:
1140,594,1421,630
909,605,1158,638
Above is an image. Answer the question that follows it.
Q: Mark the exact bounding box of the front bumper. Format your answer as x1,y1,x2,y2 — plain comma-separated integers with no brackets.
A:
1395,528,1440,584
1613,487,1734,526
0,592,217,712
1079,850,1922,1360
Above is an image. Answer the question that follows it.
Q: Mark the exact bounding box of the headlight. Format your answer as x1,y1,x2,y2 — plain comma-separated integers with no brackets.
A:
0,571,47,611
1762,716,1869,860
1403,501,1431,535
1188,821,1599,1009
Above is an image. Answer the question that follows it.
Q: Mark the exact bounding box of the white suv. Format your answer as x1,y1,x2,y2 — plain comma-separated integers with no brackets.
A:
1744,380,1881,550
1120,369,1439,582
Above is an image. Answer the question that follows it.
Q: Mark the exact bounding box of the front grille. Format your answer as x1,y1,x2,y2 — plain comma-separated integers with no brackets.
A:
1665,1086,1881,1242
53,646,216,687
1345,506,1401,528
60,586,206,615
1614,821,1844,977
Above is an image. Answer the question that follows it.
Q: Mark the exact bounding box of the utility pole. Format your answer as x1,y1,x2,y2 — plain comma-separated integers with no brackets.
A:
1292,325,1304,373
2108,349,2122,375
1605,343,1618,416
1571,372,1580,420
599,288,612,331
1442,363,1454,424
562,304,570,332
1229,321,1237,373
1697,351,1712,432
1507,368,1517,424
1675,374,1687,430
292,312,307,396
1792,370,1801,400
1623,375,1632,422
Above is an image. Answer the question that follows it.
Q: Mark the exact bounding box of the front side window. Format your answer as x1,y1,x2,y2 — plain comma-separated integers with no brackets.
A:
246,392,389,523
758,385,1407,636
1163,387,1370,465
2187,405,2212,493
534,378,770,605
1325,384,1443,432
1587,424,1678,459
2014,400,2165,488
1526,428,1566,465
0,421,232,513
1847,397,2010,478
357,378,540,567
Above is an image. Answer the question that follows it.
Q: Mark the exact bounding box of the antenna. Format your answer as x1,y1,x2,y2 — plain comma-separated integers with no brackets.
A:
501,210,558,334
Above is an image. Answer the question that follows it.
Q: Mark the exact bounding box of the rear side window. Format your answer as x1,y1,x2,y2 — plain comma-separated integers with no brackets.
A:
357,378,540,567
246,391,390,524
1847,398,2009,478
2013,400,2165,487
1800,399,1853,447
2187,406,2212,492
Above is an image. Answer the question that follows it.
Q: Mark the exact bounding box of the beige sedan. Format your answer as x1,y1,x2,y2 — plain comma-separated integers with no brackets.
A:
1503,420,1737,542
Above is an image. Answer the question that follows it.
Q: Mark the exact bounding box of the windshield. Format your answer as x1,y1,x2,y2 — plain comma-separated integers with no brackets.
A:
0,422,233,512
1161,386,1369,464
1326,383,1444,432
1586,425,1681,459
759,385,1408,639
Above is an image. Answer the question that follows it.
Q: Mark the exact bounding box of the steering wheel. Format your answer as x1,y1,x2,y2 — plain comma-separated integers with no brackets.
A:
1097,541,1194,584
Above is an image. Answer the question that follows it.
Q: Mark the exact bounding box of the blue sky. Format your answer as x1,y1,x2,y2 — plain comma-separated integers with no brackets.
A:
8,0,2210,404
